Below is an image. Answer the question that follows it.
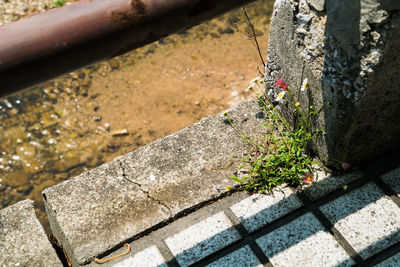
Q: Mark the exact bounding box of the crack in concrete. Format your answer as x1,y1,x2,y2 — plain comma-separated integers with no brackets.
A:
146,193,172,217
118,160,172,216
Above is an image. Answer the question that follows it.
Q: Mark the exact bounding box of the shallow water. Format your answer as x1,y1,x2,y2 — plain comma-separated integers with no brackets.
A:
0,0,274,232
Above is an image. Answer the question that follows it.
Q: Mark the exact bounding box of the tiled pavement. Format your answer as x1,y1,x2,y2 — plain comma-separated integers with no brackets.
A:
88,155,400,267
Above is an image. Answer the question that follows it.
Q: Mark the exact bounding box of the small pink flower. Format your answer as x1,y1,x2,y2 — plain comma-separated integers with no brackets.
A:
275,78,288,90
303,172,314,185
342,163,350,171
275,78,284,87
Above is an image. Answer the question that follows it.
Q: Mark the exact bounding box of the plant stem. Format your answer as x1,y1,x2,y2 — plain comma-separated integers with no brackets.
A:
254,90,290,132
224,113,252,145
286,88,306,129
242,8,265,68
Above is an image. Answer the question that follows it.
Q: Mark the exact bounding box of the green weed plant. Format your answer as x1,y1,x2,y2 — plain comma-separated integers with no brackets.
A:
225,76,326,193
53,0,66,8
225,7,351,193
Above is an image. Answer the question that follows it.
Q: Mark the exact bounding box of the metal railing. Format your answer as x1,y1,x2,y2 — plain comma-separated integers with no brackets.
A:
0,0,256,97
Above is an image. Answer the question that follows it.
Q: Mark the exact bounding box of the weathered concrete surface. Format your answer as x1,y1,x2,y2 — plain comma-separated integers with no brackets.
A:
43,99,266,265
265,0,400,166
43,160,168,266
0,200,62,267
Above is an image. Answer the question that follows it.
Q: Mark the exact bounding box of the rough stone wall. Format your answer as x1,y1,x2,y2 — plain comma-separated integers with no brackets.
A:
265,0,400,166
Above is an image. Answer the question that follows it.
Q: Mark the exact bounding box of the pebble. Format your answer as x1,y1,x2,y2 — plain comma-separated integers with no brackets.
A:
4,99,13,109
96,126,106,133
93,116,102,122
371,31,380,43
112,129,129,137
368,50,381,65
299,0,310,11
296,13,313,26
296,27,308,35
307,0,325,11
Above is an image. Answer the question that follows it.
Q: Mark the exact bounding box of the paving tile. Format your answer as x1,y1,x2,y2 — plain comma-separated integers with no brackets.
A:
164,212,241,267
256,213,354,267
303,170,362,201
380,167,400,196
113,246,167,267
320,183,400,260
206,245,262,267
374,252,400,267
230,187,302,233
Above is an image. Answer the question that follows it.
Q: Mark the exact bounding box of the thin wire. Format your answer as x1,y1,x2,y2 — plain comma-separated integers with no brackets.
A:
62,246,72,267
93,243,131,263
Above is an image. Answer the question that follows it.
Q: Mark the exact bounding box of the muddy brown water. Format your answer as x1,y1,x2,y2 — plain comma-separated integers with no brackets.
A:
0,1,273,233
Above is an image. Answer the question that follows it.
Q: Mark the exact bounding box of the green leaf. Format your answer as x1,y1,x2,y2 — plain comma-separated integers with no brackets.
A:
231,175,242,183
53,0,66,8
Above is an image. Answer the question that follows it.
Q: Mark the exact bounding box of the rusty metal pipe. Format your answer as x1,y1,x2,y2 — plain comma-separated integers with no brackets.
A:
0,0,256,97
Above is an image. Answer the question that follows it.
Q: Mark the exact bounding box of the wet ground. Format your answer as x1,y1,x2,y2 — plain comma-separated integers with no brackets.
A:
0,0,274,232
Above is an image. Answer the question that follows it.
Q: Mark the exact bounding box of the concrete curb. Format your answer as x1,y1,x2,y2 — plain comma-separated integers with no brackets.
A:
0,199,62,266
42,99,267,265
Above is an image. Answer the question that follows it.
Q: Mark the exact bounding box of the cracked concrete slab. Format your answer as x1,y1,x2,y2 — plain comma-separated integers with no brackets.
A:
43,159,171,266
118,99,267,216
42,99,266,265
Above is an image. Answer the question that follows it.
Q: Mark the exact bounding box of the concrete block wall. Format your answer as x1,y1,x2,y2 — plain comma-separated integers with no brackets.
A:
265,0,400,166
